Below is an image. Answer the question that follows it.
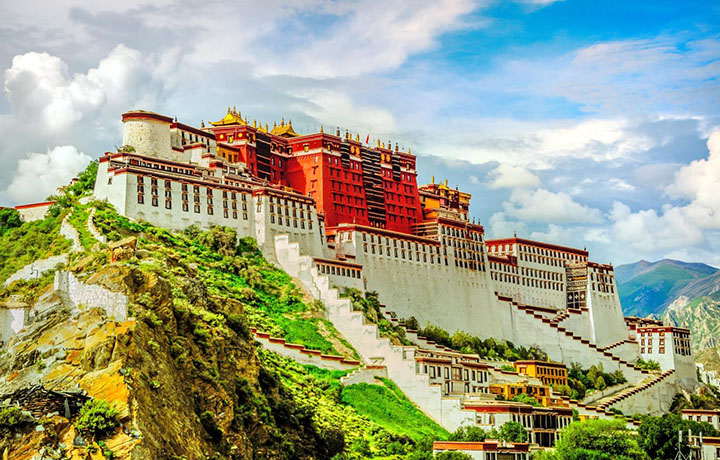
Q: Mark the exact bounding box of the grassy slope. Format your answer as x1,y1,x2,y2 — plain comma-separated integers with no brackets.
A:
619,264,716,316
92,204,448,458
341,377,448,442
0,211,71,283
91,203,351,357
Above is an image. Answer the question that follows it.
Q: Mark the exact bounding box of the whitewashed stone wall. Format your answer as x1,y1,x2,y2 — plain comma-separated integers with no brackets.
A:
4,254,67,286
607,373,678,416
60,213,81,252
340,366,389,386
0,308,26,345
122,118,174,160
54,271,128,321
253,331,359,371
87,209,107,244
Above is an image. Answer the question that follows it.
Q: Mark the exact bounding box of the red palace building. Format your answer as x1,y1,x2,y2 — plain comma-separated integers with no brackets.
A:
209,108,425,234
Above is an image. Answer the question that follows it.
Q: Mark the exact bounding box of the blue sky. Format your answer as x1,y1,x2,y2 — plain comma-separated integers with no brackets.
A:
0,0,718,266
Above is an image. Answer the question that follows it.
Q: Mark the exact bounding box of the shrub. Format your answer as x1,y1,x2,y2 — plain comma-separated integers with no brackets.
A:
436,452,472,459
449,425,487,442
499,421,528,443
74,399,119,439
511,393,541,407
0,406,33,427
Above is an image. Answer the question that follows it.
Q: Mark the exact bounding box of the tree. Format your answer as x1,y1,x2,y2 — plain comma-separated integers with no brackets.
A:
449,425,487,442
511,393,541,407
595,376,607,391
499,421,528,443
404,316,419,330
638,414,718,460
555,419,647,460
66,160,98,197
436,452,472,460
0,208,22,235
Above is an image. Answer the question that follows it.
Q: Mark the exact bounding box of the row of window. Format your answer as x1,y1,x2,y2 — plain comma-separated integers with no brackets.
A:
490,272,564,291
269,214,313,230
317,263,361,279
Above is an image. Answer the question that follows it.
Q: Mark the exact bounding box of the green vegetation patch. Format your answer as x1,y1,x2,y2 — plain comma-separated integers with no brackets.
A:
0,211,71,283
341,378,448,442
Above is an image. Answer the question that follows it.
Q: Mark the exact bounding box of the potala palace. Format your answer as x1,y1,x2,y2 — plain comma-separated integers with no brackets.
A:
9,108,710,457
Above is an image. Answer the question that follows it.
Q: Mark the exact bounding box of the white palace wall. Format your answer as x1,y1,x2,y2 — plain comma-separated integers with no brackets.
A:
94,162,325,259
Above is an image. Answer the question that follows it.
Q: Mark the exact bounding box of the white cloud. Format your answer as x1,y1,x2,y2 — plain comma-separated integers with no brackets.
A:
290,89,397,134
608,178,635,192
609,202,703,253
485,163,540,189
503,188,603,224
253,0,478,78
4,145,92,202
4,45,174,134
487,212,527,239
666,130,720,229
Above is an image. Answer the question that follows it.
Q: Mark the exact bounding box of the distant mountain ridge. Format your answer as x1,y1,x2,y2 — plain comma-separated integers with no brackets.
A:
615,259,719,317
616,259,720,372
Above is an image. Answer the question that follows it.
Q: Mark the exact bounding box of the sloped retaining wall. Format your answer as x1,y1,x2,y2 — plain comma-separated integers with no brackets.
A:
54,271,128,321
252,329,360,371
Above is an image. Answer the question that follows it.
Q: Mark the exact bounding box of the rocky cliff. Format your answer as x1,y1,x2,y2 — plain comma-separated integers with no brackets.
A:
0,259,344,460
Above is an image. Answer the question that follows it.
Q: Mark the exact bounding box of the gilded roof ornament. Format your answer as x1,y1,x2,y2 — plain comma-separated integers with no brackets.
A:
210,108,246,126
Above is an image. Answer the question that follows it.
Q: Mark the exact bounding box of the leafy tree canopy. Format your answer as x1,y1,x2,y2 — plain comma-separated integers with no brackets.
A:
554,419,647,460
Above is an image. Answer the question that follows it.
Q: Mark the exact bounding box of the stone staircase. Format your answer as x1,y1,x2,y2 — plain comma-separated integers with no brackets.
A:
510,299,648,380
597,339,638,353
274,235,476,430
594,370,675,411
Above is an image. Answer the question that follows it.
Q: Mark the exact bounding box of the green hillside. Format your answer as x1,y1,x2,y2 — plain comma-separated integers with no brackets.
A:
616,259,718,316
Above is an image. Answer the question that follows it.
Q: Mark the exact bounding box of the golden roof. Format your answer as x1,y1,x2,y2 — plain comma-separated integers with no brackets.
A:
270,118,299,137
209,107,247,127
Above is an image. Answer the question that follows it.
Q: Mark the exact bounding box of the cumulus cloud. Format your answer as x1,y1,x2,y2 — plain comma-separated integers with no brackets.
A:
503,188,603,224
485,163,540,189
4,146,92,202
609,202,703,252
4,44,176,133
290,89,397,134
666,130,720,229
254,0,477,78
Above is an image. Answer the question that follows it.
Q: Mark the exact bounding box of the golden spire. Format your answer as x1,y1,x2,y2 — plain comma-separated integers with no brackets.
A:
265,123,269,132
395,143,399,152
273,121,277,129
382,142,385,149
320,125,324,133
288,119,292,126
377,139,380,147
201,120,205,128
232,106,237,114
355,133,359,141
227,106,231,114
253,119,257,128
281,117,285,126
408,147,411,154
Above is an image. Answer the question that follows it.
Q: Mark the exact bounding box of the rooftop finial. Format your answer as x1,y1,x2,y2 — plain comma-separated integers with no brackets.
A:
227,106,231,114
377,139,381,147
288,118,292,126
265,123,268,132
408,147,411,154
273,121,277,128
395,143,399,152
233,106,237,114
320,125,324,133
355,133,359,141
281,117,285,126
336,127,340,136
253,119,257,128
201,120,205,128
